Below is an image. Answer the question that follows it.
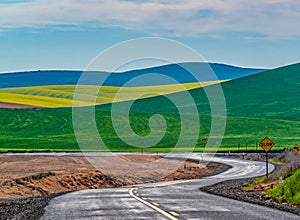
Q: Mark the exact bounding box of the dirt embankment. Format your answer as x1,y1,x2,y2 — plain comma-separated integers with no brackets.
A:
0,155,230,220
0,154,211,199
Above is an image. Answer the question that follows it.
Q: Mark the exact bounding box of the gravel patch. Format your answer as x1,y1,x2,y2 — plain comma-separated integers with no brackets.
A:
201,177,300,216
205,161,232,176
0,193,63,220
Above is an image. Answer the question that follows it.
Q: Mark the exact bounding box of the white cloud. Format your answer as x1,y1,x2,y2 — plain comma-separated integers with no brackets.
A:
0,0,300,37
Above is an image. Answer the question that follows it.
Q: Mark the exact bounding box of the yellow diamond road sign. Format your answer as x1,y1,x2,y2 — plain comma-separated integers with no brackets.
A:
259,136,275,152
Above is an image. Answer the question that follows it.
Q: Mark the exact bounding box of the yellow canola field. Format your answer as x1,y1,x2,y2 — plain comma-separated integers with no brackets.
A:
0,80,228,108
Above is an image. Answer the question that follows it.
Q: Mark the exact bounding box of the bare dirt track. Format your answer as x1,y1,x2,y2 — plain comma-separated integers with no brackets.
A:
0,102,41,109
0,154,211,199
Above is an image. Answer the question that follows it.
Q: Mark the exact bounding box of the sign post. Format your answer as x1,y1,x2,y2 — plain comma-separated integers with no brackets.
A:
259,137,275,178
266,151,269,178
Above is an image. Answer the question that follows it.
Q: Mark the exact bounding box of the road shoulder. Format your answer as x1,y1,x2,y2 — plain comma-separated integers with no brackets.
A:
200,177,300,216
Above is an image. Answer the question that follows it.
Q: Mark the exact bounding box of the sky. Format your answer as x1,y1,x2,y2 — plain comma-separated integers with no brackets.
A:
1,0,300,73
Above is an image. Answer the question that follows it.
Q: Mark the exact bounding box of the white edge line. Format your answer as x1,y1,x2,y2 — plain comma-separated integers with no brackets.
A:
129,188,178,220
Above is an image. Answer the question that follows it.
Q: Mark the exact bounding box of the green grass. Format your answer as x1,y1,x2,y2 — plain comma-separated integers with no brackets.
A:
266,169,300,205
243,176,267,191
101,63,300,121
0,107,298,152
273,169,297,181
0,63,299,152
254,176,267,184
269,159,286,165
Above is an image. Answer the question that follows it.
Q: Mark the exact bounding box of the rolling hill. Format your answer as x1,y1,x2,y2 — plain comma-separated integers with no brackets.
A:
0,63,297,152
0,81,226,108
0,62,262,108
0,63,264,88
106,63,299,121
96,63,300,149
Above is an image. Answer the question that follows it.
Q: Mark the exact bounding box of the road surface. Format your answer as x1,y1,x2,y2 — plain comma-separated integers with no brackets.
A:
41,154,299,220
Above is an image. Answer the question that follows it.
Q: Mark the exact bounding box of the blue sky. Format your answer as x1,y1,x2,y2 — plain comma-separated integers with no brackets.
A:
1,0,300,72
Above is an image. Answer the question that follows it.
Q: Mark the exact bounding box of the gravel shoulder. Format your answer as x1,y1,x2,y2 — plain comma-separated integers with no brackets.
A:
201,168,300,216
0,193,63,220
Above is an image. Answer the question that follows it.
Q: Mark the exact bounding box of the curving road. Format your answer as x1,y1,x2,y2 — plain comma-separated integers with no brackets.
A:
41,154,299,220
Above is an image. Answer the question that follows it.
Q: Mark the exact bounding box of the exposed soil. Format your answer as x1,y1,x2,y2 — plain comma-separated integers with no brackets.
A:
0,102,41,109
0,154,211,199
0,154,229,220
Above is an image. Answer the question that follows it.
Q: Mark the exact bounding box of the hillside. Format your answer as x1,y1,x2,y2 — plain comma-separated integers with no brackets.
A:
108,63,299,121
0,62,262,108
0,81,226,108
96,63,300,149
222,63,300,120
0,108,297,152
0,63,298,151
0,63,264,88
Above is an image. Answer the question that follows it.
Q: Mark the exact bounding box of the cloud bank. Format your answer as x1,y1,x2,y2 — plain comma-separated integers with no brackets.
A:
0,0,299,37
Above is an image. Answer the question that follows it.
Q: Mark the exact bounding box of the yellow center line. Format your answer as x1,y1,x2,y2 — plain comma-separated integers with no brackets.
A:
129,188,178,220
169,211,180,217
152,202,160,206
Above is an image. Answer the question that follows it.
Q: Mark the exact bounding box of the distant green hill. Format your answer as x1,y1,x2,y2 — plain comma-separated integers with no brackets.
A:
222,63,300,120
0,63,298,152
0,62,263,108
100,63,299,121
96,63,300,149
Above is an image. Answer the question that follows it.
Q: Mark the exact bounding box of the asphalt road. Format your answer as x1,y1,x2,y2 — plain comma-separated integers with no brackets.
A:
41,154,299,220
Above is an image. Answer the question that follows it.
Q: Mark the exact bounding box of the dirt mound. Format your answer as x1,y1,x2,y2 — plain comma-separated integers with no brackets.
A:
0,170,125,198
0,154,210,199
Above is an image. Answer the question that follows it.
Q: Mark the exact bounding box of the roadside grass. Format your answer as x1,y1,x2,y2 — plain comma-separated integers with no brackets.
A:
266,169,300,205
273,169,297,181
243,150,300,204
269,159,286,165
243,184,255,192
254,176,267,184
243,176,267,192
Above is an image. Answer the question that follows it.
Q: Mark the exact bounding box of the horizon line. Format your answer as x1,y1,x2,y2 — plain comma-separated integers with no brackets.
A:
0,61,274,75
